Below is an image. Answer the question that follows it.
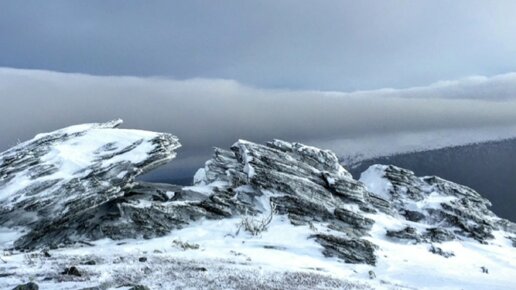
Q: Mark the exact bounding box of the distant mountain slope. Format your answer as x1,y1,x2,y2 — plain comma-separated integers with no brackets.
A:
347,138,516,222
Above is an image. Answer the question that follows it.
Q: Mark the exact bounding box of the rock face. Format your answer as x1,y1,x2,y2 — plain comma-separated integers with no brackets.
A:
0,120,180,249
1,123,515,269
191,139,390,264
360,165,512,244
192,140,516,260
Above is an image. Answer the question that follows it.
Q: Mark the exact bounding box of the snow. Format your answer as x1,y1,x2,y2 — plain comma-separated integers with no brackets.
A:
363,212,516,290
356,165,516,289
182,181,229,195
236,140,256,179
359,165,392,200
193,168,206,185
0,216,374,289
0,227,25,249
243,163,255,179
1,207,515,289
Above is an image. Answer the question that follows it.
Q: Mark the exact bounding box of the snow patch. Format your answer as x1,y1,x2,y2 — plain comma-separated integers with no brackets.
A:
359,165,392,200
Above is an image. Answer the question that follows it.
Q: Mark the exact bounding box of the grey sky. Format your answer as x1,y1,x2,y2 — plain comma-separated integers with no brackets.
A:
2,1,516,90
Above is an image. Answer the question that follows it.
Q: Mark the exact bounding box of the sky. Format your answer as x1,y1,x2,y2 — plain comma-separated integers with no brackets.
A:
2,1,516,91
2,1,516,181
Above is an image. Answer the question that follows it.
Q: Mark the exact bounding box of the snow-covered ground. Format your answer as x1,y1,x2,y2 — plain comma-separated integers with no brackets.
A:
366,214,516,290
1,211,515,290
0,217,373,290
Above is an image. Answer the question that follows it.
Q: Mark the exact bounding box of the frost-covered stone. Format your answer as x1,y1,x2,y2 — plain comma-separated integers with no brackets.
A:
428,245,455,258
194,139,382,264
0,120,180,249
180,140,516,265
423,227,455,243
360,165,516,244
334,208,374,231
386,226,422,243
311,234,378,265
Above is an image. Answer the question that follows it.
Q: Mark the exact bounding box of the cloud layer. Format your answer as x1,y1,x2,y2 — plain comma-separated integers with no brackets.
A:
1,67,516,179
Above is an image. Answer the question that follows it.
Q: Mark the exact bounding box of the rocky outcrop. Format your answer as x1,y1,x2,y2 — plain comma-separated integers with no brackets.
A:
0,120,180,249
311,234,378,265
1,123,515,268
428,244,455,258
191,139,395,264
360,165,515,244
386,226,422,243
423,227,455,243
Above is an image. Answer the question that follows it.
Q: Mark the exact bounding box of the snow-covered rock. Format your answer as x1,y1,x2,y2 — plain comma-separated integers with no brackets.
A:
0,120,180,249
193,139,389,264
1,129,515,289
360,164,514,244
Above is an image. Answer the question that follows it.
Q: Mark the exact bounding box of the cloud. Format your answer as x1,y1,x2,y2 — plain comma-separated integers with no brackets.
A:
2,1,516,90
1,67,516,179
362,73,516,101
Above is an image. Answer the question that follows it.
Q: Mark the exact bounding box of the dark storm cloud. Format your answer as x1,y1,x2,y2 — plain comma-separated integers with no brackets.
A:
2,1,516,90
2,68,516,179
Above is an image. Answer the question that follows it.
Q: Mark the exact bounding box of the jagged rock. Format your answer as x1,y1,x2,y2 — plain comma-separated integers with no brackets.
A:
360,165,515,244
271,194,334,224
0,120,181,249
12,282,39,290
401,209,426,222
326,174,370,205
386,226,421,243
429,245,455,258
363,193,391,214
311,234,377,265
129,181,182,202
423,228,455,243
334,208,374,231
1,126,513,272
436,203,494,243
194,139,383,262
368,270,376,279
61,266,82,277
81,260,96,265
87,180,260,242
